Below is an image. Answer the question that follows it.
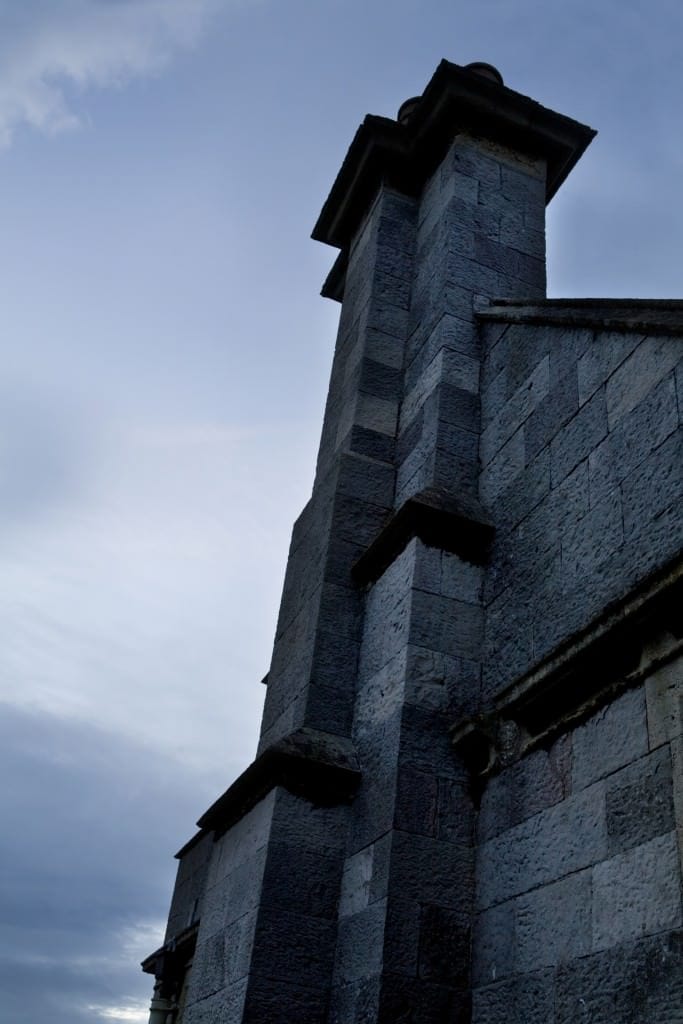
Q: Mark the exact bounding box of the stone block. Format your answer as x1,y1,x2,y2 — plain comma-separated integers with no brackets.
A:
348,425,395,462
622,426,683,541
394,766,439,836
550,385,608,485
377,973,471,1024
476,782,606,908
184,980,248,1024
270,789,349,853
524,370,579,465
561,486,624,583
251,907,336,986
409,589,484,661
606,334,682,429
646,657,683,749
223,910,258,985
337,452,395,507
440,552,484,605
556,930,683,1024
405,645,481,721
338,845,374,919
260,841,343,920
572,687,649,791
418,904,470,984
480,427,525,505
436,777,474,845
471,898,516,986
382,896,421,974
606,744,675,855
480,356,550,466
398,703,468,781
333,901,387,985
515,868,592,970
472,970,555,1024
577,330,643,406
496,446,551,532
243,974,329,1024
592,831,682,951
390,831,474,910
477,738,570,842
588,372,678,510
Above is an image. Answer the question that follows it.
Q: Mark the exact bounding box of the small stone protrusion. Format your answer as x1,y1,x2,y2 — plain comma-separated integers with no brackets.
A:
397,96,421,125
465,61,504,86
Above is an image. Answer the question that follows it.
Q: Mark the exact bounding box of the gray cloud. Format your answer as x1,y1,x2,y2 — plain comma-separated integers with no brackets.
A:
0,703,213,1023
0,0,221,145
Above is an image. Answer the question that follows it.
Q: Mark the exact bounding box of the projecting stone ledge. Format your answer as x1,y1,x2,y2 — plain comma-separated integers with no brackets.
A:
175,728,361,854
478,297,683,335
351,487,494,586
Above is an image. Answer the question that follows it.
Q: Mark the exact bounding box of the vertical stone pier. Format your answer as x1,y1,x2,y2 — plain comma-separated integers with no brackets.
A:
144,60,602,1023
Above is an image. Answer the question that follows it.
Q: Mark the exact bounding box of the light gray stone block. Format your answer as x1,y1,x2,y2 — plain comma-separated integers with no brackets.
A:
572,687,649,791
606,334,682,429
515,869,592,970
577,331,643,407
592,831,682,951
550,386,608,485
476,782,606,908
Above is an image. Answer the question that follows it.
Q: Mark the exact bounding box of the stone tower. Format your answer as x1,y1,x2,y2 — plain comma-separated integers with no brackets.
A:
143,60,683,1023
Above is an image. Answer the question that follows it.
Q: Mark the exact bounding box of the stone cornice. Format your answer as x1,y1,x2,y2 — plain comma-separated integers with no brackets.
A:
312,59,595,251
479,298,683,337
173,728,361,854
452,553,683,778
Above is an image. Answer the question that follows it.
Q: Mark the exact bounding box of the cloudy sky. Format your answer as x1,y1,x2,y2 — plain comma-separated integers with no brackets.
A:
1,1,682,1021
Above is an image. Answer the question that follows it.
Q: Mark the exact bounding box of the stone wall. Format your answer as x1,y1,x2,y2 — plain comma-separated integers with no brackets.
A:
471,647,683,1023
480,321,683,701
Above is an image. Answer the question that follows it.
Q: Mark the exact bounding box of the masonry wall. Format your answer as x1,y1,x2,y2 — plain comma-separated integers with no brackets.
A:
471,646,683,1023
479,321,683,701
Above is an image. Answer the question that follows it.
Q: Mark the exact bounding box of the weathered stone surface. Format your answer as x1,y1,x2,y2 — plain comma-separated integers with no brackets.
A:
550,385,608,485
555,930,683,1024
515,868,592,970
477,782,606,908
572,688,649,791
606,745,675,854
472,899,516,986
577,331,643,407
605,334,682,428
592,831,682,951
472,970,555,1024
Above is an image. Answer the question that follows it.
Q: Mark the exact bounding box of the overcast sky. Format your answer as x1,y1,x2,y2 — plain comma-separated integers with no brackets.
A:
1,1,682,1021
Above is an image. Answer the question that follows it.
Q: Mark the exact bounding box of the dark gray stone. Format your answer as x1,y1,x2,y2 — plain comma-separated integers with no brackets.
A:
472,970,555,1024
592,832,682,951
550,385,608,485
606,745,676,854
588,371,678,510
555,930,683,1024
572,687,649,791
471,899,516,986
515,868,592,970
476,782,606,908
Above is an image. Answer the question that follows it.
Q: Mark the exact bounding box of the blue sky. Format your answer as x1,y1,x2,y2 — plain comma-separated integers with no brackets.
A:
1,1,682,1021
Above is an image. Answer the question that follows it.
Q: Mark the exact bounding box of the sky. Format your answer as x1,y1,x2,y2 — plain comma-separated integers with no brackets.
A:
1,1,682,1021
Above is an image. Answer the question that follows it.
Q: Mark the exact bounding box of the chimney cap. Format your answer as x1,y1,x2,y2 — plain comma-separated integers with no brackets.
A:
313,59,596,250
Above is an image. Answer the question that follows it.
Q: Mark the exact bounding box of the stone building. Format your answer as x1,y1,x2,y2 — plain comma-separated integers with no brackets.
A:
143,60,683,1023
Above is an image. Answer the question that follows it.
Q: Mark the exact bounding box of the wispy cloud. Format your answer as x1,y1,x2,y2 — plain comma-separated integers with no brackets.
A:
0,0,222,145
